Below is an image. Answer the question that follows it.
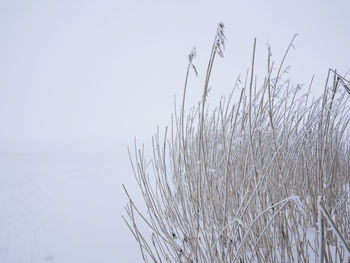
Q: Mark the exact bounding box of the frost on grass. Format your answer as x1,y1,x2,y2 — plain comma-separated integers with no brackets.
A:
123,23,350,262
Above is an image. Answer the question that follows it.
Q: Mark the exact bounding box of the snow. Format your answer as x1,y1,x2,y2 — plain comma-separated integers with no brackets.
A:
0,145,140,263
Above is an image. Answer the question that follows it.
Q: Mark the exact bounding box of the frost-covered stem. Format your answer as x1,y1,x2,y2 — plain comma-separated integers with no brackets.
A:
318,197,350,255
248,198,299,262
181,48,197,183
318,196,325,263
211,218,245,250
199,22,225,156
182,47,197,138
269,36,297,192
233,196,299,262
223,87,245,226
196,23,225,261
182,63,191,137
195,41,215,263
318,69,331,196
248,39,257,181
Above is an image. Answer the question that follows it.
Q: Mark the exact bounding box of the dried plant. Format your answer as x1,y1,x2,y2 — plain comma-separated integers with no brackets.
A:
123,23,350,262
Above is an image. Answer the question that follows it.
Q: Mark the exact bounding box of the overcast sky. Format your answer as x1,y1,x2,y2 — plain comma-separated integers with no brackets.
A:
1,0,349,151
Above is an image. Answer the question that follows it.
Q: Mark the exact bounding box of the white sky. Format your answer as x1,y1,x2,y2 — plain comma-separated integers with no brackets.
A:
0,0,349,150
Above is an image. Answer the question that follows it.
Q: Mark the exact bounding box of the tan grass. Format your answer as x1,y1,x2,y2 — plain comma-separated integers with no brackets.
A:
123,23,350,262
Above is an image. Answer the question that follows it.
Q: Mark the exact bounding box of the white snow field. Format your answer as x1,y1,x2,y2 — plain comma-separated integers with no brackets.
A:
0,143,140,263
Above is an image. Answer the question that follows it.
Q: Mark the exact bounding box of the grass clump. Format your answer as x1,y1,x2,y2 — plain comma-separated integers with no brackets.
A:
123,23,350,262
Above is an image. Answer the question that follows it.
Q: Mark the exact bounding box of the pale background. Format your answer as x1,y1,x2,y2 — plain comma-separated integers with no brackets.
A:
0,0,349,262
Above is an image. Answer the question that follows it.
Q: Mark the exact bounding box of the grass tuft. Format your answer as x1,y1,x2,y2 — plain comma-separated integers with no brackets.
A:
123,23,350,263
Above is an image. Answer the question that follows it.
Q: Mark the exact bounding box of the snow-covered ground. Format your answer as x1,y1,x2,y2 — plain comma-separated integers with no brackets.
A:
0,144,141,263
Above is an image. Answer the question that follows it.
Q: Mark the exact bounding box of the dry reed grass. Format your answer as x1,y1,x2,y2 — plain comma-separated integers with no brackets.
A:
123,23,350,262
